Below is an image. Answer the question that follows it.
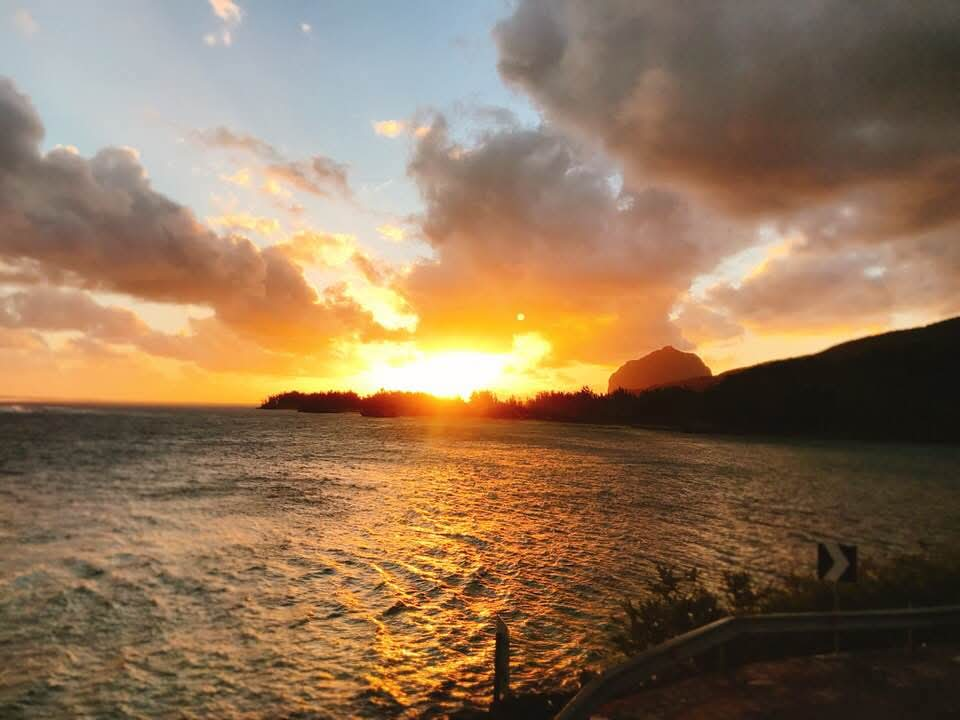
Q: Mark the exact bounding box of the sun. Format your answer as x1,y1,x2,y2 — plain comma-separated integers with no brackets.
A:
354,334,553,400
373,350,509,399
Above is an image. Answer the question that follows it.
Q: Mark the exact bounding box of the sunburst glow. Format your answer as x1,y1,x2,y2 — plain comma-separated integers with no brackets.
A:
354,333,554,399
372,351,509,399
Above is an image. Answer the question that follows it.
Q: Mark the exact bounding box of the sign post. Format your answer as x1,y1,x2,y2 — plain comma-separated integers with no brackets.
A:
817,542,857,652
818,542,857,584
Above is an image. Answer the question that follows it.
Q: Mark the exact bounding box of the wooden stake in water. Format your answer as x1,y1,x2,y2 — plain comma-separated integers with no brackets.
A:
493,616,510,706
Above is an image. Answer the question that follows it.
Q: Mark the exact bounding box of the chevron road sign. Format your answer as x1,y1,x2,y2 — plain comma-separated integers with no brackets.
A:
817,542,857,582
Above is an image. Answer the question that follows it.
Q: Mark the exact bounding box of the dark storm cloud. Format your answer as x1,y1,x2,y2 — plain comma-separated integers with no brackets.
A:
403,115,749,363
490,1,960,349
0,77,372,353
495,0,960,226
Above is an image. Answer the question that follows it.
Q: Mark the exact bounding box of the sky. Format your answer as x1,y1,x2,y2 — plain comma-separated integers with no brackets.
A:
1,0,958,403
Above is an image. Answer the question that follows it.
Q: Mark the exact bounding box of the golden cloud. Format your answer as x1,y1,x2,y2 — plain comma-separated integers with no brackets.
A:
208,213,281,236
220,167,251,187
373,120,406,138
273,230,357,267
376,223,406,242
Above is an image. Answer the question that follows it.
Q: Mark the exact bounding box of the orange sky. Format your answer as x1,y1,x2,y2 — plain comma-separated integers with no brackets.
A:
2,2,958,404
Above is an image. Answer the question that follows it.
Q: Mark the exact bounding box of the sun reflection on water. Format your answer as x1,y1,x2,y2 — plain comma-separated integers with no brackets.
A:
2,409,959,718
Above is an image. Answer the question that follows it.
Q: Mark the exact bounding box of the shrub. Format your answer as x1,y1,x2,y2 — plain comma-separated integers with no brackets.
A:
613,553,960,661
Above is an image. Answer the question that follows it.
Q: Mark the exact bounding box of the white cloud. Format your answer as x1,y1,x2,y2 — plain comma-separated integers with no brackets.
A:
204,0,242,47
209,0,242,25
12,8,38,37
373,120,406,138
203,28,232,47
372,120,430,139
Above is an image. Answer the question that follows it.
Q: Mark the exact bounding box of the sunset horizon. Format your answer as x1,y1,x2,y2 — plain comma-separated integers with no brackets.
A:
3,3,960,719
4,2,957,405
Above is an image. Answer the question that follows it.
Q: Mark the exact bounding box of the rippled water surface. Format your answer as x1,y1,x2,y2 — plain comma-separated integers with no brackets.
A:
1,405,958,718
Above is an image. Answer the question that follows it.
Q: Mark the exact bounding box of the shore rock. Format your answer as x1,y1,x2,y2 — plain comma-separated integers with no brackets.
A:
609,346,712,394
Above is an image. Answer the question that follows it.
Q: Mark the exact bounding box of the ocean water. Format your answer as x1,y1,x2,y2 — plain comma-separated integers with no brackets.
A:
1,405,958,718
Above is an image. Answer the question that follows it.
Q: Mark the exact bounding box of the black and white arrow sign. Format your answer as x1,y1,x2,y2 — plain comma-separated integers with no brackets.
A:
817,542,857,583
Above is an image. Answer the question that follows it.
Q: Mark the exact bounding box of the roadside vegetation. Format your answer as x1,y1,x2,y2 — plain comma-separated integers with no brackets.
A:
454,555,960,719
613,553,960,664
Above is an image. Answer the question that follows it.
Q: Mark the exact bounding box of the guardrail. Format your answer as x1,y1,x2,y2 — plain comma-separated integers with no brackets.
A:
555,604,960,720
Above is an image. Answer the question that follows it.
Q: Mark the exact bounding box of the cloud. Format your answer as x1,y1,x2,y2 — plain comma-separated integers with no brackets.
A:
350,252,387,286
0,286,330,376
261,177,291,198
208,213,281,236
270,231,415,332
670,303,743,347
0,286,150,342
373,120,407,138
12,8,38,37
209,0,242,25
376,223,406,243
274,230,356,267
695,228,960,336
265,156,350,199
484,1,960,368
372,120,430,139
0,76,375,355
219,167,251,187
193,125,351,198
401,115,749,363
203,30,232,47
193,126,275,157
495,1,960,229
7,1,959,389
204,0,242,46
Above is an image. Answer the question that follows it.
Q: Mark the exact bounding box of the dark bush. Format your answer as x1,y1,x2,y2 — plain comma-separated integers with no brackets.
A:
612,554,960,663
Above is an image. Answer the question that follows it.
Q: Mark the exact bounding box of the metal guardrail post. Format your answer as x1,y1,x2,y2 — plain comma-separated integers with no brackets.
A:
907,600,914,656
555,604,960,720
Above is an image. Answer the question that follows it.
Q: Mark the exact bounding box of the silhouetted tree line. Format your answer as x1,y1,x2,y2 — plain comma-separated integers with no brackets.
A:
260,386,682,421
260,390,362,412
260,317,960,442
256,384,815,429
